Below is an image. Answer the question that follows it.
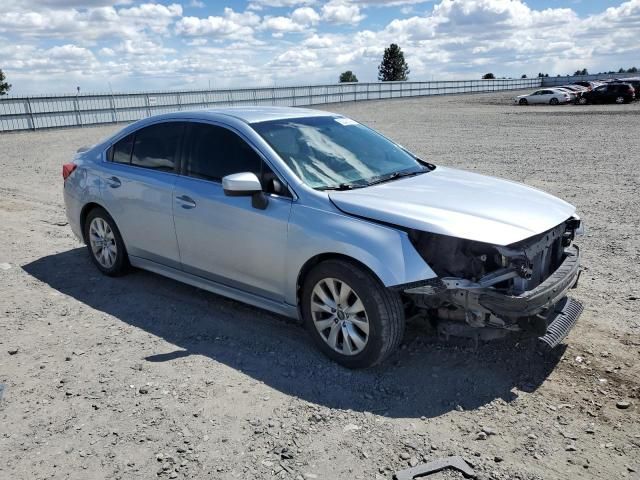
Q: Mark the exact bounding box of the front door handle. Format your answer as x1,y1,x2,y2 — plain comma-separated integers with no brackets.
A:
106,176,121,188
176,195,196,209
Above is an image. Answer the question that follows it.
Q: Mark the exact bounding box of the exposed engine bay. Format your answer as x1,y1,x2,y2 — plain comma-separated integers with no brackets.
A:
404,217,583,346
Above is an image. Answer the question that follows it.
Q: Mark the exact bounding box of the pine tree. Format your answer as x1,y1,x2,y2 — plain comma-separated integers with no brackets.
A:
377,44,409,81
0,69,11,96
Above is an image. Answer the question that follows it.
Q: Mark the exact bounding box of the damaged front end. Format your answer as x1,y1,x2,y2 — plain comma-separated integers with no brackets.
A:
404,217,584,349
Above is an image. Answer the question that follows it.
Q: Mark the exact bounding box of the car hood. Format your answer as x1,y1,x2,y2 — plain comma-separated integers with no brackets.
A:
328,166,576,246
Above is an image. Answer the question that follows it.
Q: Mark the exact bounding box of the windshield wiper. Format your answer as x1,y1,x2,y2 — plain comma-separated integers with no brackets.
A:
316,183,363,191
365,168,427,187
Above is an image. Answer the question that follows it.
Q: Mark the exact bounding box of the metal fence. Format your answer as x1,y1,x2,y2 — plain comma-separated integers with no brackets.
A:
0,78,544,132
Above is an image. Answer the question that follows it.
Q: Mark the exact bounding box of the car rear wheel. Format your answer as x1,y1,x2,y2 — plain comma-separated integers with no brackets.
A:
519,98,528,105
578,96,588,105
615,96,625,104
301,260,405,368
84,207,129,276
549,98,559,105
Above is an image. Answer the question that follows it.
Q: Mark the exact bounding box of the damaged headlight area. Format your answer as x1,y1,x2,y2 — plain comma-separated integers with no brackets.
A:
404,217,583,348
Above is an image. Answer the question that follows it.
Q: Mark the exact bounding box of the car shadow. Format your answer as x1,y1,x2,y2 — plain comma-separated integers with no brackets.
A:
23,248,565,419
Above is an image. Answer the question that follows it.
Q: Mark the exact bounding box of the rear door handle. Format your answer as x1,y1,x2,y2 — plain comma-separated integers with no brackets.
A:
176,195,196,209
105,176,121,188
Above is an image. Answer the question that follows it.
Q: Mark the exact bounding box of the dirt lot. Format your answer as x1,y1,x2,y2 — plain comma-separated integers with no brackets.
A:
1,91,639,480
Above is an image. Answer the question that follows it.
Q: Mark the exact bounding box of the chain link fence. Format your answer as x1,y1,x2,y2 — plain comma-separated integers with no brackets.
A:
0,78,544,132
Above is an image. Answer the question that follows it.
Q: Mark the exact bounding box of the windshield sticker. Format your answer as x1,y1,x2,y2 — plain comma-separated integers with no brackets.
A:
334,117,359,126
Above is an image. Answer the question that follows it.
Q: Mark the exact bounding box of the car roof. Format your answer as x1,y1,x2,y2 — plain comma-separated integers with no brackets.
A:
146,106,334,125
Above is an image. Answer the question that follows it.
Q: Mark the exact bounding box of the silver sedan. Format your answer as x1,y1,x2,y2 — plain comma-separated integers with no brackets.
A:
63,107,584,368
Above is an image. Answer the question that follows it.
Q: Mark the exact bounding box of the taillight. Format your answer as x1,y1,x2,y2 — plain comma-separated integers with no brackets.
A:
63,162,77,181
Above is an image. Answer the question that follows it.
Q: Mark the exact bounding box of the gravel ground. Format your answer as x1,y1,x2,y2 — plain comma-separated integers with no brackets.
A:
1,90,639,480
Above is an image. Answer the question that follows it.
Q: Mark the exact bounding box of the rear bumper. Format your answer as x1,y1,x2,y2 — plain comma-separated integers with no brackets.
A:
479,246,581,317
63,184,84,242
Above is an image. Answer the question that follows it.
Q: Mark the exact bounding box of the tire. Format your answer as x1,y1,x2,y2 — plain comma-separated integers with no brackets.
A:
549,98,559,105
301,260,405,369
615,96,625,104
83,207,129,276
519,98,528,105
578,96,588,105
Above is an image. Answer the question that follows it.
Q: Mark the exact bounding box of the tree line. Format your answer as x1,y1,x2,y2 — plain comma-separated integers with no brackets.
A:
475,66,639,82
339,45,639,83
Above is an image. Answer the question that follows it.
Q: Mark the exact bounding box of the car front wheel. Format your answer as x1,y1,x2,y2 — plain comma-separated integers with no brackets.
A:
519,98,528,105
615,96,626,104
84,207,129,276
549,98,559,105
302,260,405,368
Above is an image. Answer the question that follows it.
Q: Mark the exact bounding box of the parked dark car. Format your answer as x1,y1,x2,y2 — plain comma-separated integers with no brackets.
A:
578,83,635,104
612,78,640,100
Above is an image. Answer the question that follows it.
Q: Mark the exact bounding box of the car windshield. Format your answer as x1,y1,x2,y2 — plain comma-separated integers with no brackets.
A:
251,116,427,190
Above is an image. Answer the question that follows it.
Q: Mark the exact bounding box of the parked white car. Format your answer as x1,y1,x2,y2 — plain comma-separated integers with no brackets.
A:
515,89,571,105
554,87,579,102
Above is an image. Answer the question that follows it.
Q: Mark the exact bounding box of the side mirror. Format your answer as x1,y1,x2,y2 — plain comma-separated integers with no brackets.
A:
222,172,268,210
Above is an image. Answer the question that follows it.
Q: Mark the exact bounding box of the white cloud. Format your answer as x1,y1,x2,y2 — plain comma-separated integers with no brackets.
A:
353,0,429,4
302,33,335,48
99,47,116,56
271,48,319,68
2,43,97,77
322,1,366,25
3,0,640,94
117,38,174,56
0,3,182,40
5,0,131,6
116,3,182,34
261,16,306,34
248,0,315,9
176,8,261,39
291,7,321,25
260,6,320,35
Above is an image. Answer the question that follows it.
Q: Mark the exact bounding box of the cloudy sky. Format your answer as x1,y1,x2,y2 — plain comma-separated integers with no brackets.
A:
1,0,638,94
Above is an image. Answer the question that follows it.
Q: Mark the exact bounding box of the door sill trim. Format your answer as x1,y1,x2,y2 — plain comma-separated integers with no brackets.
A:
129,255,299,319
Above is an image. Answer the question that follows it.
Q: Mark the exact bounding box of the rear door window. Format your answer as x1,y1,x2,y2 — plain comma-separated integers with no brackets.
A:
130,123,184,172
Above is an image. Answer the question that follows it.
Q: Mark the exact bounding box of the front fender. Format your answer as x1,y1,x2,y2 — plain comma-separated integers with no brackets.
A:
285,204,436,305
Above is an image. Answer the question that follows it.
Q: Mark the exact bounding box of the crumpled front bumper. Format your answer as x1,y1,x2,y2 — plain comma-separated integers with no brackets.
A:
478,246,581,318
402,246,583,348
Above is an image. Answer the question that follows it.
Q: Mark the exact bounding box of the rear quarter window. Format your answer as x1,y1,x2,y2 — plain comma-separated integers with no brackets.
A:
109,134,134,164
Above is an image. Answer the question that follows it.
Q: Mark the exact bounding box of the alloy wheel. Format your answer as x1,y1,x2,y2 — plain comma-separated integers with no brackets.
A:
615,96,625,104
311,278,369,356
89,217,117,269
